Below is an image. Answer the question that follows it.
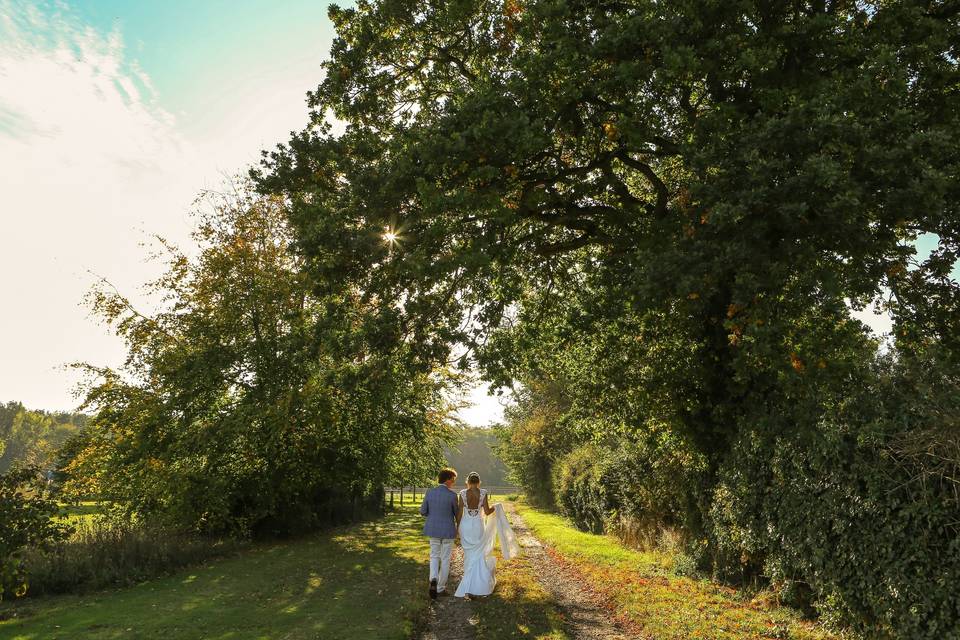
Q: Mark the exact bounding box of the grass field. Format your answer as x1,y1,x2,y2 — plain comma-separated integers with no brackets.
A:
55,502,106,526
514,501,838,640
8,495,567,640
1,506,430,640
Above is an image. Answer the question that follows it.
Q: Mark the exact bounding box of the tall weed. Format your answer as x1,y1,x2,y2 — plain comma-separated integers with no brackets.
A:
20,516,243,596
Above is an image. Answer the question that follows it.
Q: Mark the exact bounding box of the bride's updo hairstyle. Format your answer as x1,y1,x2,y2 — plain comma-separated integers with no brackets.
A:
466,472,481,486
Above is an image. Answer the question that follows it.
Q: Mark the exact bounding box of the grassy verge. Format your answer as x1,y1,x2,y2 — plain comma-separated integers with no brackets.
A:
0,506,430,640
514,501,837,640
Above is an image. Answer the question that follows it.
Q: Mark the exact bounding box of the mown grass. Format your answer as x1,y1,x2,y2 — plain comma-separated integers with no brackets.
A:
0,505,430,640
514,500,838,640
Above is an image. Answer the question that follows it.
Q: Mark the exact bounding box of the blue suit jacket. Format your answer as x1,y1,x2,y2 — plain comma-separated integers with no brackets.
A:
419,484,459,539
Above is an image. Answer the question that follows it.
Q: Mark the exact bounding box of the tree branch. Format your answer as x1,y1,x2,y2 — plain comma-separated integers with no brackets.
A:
616,152,669,216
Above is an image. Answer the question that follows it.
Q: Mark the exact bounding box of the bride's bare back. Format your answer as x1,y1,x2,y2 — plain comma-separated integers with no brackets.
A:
459,485,495,522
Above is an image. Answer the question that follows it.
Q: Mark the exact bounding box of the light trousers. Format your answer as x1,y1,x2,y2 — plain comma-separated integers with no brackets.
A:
428,537,454,592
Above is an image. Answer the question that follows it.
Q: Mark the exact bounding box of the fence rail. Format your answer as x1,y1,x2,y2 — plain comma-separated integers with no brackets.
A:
384,485,520,508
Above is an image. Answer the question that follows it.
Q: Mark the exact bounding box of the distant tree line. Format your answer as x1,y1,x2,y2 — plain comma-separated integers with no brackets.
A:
443,427,512,488
0,401,86,474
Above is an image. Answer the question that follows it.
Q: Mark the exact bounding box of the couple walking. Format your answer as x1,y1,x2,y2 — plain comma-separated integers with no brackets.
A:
419,468,520,599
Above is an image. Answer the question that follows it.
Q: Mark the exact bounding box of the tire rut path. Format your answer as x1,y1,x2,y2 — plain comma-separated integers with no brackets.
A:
419,503,634,640
419,545,478,640
504,502,633,640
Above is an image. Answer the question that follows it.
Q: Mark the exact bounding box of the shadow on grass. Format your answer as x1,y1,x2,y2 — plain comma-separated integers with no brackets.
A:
1,508,431,640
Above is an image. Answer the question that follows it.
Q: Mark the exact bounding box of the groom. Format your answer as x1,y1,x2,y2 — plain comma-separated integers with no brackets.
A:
419,467,459,599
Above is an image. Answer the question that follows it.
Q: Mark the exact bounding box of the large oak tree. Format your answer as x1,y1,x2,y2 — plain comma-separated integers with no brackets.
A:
257,0,959,455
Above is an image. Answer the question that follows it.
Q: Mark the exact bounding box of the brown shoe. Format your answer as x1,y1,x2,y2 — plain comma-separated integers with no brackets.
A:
429,578,438,599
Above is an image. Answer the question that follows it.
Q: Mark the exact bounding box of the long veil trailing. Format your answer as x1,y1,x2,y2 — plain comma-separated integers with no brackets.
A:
481,502,521,561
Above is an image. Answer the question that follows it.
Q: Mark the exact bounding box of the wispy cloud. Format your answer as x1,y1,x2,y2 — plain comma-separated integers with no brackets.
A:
0,1,191,174
0,0,199,410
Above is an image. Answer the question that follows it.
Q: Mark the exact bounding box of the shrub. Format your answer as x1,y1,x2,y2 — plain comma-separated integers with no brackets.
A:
672,552,699,578
552,426,708,548
552,443,608,533
710,351,960,637
0,467,72,600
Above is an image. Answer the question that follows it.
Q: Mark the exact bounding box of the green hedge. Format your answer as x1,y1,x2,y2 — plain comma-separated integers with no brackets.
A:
551,444,608,534
552,427,708,546
541,353,960,638
711,355,960,637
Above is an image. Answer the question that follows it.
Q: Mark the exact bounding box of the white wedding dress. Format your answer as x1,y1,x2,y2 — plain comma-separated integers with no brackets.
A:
455,489,521,598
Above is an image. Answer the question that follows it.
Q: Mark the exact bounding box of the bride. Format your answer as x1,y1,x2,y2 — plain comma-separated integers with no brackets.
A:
454,472,520,598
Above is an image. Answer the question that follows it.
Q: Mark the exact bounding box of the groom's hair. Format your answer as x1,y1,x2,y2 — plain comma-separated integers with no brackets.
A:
438,468,457,483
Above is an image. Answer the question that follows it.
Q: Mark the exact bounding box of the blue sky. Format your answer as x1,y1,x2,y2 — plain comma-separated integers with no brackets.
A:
0,0,321,410
67,0,336,138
